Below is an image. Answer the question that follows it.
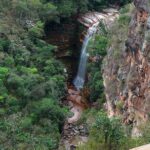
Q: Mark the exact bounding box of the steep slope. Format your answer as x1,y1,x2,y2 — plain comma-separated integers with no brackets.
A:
103,0,150,135
0,1,68,149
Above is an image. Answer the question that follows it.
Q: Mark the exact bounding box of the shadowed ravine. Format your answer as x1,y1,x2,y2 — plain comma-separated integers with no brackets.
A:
58,9,119,150
2,1,150,150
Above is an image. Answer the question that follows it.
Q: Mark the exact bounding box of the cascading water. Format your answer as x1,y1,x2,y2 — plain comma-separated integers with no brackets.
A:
73,23,98,90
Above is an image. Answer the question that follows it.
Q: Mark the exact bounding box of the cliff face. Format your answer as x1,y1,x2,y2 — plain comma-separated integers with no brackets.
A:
45,18,81,58
103,0,150,132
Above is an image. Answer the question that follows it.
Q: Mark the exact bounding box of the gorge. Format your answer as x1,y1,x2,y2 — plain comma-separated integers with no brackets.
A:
49,9,119,149
0,0,150,150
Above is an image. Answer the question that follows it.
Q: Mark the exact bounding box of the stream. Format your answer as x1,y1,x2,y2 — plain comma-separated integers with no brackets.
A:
73,23,98,90
46,8,119,150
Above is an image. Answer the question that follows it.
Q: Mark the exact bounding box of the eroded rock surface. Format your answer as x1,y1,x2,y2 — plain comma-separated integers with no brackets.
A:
67,89,85,124
103,0,150,135
59,88,88,150
78,9,119,28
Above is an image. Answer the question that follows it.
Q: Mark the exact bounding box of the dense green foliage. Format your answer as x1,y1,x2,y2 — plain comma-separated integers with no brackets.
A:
0,0,69,149
86,24,108,104
86,3,132,104
77,111,150,150
0,0,132,22
52,0,132,17
0,0,135,149
78,111,128,150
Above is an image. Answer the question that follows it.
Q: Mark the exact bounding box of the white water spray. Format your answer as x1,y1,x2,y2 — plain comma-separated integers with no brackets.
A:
73,23,98,90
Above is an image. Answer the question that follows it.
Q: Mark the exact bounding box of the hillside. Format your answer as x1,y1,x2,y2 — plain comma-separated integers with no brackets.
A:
0,0,150,150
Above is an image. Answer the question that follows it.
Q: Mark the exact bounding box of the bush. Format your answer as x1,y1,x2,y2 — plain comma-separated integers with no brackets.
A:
78,111,125,150
28,98,68,126
20,117,33,129
57,0,77,17
139,121,150,143
0,0,69,149
90,35,108,56
0,38,10,51
118,15,131,26
88,70,104,102
116,100,124,112
78,111,147,150
0,67,9,79
87,33,108,103
29,21,44,38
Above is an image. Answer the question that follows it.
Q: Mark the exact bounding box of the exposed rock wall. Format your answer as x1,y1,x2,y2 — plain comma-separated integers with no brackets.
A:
103,0,150,131
45,18,81,58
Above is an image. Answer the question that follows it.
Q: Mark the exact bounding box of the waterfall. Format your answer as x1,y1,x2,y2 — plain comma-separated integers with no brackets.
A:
73,24,98,90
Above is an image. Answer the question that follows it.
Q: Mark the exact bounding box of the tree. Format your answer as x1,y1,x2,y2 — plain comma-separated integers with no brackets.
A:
77,111,139,150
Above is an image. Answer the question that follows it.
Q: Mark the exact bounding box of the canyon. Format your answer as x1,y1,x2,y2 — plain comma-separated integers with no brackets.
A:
3,1,150,149
56,9,119,150
3,0,150,150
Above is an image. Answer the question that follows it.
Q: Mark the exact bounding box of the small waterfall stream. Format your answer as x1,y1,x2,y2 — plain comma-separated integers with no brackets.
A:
57,10,119,150
73,24,98,90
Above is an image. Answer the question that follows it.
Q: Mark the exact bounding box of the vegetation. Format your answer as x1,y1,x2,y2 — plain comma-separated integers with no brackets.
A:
86,23,109,104
0,0,69,149
78,3,150,150
77,111,150,150
0,0,148,150
86,3,133,105
86,3,132,103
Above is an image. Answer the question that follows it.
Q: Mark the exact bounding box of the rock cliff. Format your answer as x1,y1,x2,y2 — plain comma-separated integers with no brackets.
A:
103,0,150,134
45,18,79,57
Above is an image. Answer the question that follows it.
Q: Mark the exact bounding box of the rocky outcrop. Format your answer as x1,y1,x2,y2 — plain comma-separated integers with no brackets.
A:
59,88,89,150
45,9,119,58
59,123,89,150
67,89,87,124
78,9,119,28
103,0,150,134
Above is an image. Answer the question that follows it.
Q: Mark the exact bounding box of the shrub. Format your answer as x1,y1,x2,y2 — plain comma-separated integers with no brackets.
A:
0,67,9,79
118,15,131,26
29,21,44,38
77,111,147,150
20,117,33,129
91,35,108,56
28,98,68,125
56,0,77,17
0,0,69,149
0,38,10,51
116,100,124,112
